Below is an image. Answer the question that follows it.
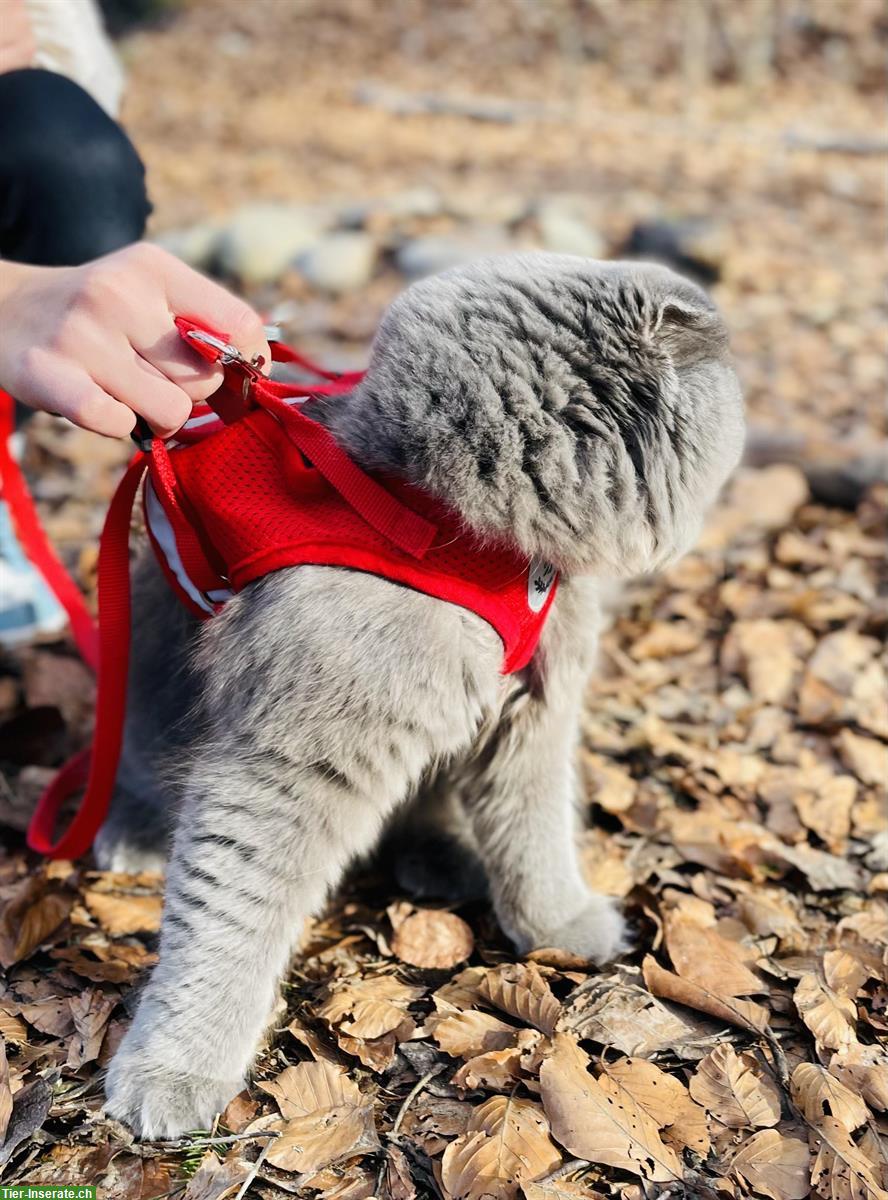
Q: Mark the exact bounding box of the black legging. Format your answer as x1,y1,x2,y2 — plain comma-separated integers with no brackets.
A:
0,68,150,267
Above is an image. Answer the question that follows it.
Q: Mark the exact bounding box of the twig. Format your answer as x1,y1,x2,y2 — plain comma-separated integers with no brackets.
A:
232,1133,276,1200
390,1065,446,1137
537,1158,592,1185
760,1025,791,1090
146,1131,280,1151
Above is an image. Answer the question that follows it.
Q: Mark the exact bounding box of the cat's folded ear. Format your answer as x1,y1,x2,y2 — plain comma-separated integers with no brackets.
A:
653,275,730,366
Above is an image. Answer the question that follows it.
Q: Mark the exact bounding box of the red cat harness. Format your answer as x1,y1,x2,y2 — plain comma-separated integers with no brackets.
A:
4,320,557,860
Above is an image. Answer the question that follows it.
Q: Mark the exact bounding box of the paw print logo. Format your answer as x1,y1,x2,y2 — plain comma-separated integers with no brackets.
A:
527,557,556,613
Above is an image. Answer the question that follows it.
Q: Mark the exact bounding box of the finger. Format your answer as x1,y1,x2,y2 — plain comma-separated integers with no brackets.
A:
156,250,271,367
20,357,137,438
130,329,225,403
94,351,194,438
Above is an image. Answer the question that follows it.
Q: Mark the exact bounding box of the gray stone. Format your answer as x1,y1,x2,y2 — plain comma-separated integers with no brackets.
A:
396,231,511,280
536,196,604,259
337,187,442,231
153,222,223,271
294,232,377,294
445,191,529,225
215,203,328,287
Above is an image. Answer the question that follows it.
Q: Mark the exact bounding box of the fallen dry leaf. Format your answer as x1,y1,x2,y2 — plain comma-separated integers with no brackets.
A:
808,1116,888,1200
320,975,424,1041
428,1007,519,1058
823,948,873,999
729,1129,811,1200
828,1046,888,1113
385,1143,416,1200
65,989,116,1069
452,1043,524,1092
603,1055,710,1155
558,975,721,1059
319,973,424,1068
0,1040,12,1144
440,1094,561,1200
478,964,561,1037
400,1097,474,1156
689,1043,781,1129
0,876,74,968
182,1150,251,1200
720,618,812,704
0,1009,27,1046
391,908,474,969
83,890,163,936
642,955,770,1033
794,973,858,1052
539,1033,681,1183
0,1078,52,1169
261,1059,380,1173
663,909,767,998
790,1062,869,1131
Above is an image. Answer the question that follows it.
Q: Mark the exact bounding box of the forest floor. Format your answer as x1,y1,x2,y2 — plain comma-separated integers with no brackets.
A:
0,2,886,1198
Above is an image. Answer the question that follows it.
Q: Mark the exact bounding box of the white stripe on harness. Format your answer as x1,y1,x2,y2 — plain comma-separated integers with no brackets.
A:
144,478,233,614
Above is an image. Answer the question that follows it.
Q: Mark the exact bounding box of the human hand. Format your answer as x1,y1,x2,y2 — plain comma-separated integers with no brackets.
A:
0,244,270,438
0,0,36,74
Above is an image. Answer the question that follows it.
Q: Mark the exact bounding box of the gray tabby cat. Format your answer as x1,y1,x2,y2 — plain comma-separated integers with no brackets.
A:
99,254,744,1137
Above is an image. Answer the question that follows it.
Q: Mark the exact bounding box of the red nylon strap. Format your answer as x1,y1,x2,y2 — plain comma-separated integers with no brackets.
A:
0,390,99,669
26,454,147,857
259,390,437,559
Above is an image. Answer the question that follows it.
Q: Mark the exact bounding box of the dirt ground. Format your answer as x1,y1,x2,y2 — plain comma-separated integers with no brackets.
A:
0,2,886,1198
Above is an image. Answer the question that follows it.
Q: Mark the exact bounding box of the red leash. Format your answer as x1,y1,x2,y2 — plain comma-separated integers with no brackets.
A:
25,454,148,857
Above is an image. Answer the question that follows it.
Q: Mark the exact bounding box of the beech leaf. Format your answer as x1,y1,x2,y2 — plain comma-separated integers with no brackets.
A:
440,1094,561,1200
689,1043,781,1129
539,1033,681,1183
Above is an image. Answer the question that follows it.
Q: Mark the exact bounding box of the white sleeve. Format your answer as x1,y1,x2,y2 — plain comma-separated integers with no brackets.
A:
25,0,125,119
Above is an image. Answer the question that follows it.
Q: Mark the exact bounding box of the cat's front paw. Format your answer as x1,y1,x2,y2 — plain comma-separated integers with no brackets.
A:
521,893,630,964
104,1046,242,1139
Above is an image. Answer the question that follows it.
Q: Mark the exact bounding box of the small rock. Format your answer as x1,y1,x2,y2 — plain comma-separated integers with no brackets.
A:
621,217,727,285
536,196,604,258
294,232,377,293
216,203,328,286
446,191,529,225
153,222,222,271
338,187,442,230
396,231,510,279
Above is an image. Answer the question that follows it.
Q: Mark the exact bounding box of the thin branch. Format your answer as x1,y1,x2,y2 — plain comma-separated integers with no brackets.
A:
390,1065,446,1137
232,1133,277,1200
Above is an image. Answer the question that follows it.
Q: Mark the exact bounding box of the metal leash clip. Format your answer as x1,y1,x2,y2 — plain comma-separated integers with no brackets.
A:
130,322,273,451
183,328,248,367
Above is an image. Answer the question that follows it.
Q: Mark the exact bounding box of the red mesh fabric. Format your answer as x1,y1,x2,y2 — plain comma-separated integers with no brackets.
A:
148,406,558,674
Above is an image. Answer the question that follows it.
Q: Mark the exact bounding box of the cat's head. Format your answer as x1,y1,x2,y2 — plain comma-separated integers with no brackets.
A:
332,253,745,576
